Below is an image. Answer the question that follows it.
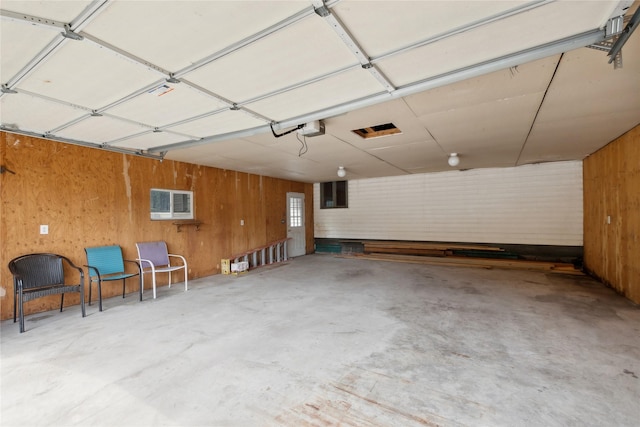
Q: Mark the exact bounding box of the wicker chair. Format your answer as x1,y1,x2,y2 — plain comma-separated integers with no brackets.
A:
84,245,141,311
9,253,86,333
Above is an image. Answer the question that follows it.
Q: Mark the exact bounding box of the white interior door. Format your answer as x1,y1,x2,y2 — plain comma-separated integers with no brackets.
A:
287,192,306,257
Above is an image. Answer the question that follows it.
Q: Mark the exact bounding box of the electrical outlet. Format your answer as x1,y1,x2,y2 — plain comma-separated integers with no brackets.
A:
40,224,49,234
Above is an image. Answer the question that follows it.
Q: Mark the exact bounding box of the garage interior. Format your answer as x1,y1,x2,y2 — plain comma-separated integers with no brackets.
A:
1,1,639,426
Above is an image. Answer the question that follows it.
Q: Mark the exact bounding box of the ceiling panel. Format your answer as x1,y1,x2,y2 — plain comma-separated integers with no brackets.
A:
368,140,444,171
290,135,377,164
0,92,86,133
419,92,546,164
533,38,640,122
15,40,161,108
110,131,188,151
333,1,523,57
377,1,621,87
404,55,560,117
82,1,309,72
185,15,358,103
521,31,640,163
167,110,266,138
0,19,60,82
325,99,435,150
106,82,228,128
519,110,640,165
0,0,93,22
245,67,383,120
55,115,151,144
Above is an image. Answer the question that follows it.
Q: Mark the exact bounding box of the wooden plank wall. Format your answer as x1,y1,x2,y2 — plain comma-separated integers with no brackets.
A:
583,124,640,304
315,161,583,246
0,132,313,320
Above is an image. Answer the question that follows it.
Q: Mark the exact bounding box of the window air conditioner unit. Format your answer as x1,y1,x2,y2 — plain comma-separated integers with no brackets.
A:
298,120,325,137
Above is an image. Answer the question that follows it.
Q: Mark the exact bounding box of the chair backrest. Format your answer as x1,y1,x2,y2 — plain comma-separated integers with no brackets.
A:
9,253,64,290
85,245,125,277
136,241,170,267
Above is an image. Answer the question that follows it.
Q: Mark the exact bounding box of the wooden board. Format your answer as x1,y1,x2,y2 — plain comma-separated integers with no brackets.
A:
342,253,584,275
583,124,640,303
363,241,505,252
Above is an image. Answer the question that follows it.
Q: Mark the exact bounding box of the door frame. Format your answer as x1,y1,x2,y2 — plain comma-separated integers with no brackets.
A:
286,192,306,257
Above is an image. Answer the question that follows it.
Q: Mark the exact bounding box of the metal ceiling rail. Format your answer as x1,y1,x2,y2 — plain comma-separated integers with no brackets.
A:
12,88,94,114
178,79,272,123
237,64,358,106
0,127,165,161
0,9,67,30
102,125,196,148
608,5,640,63
80,33,173,77
148,28,607,154
69,0,110,32
314,3,395,92
2,37,67,90
159,81,272,131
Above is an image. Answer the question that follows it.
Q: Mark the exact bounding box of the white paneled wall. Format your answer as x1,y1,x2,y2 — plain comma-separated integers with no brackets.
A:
314,161,583,246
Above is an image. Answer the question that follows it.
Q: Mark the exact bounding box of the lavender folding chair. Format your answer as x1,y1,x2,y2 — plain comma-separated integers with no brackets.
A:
136,241,188,299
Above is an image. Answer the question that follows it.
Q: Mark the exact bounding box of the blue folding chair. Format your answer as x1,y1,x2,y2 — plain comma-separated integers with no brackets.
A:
84,245,141,311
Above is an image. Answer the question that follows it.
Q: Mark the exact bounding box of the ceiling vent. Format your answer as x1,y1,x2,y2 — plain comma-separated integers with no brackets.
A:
352,122,401,139
298,120,325,137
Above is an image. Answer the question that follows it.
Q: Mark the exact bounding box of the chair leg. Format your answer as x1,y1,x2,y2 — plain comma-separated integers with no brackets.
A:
122,279,126,298
98,280,103,312
14,290,17,323
89,280,93,306
60,294,64,312
18,289,25,333
80,287,86,317
152,273,157,299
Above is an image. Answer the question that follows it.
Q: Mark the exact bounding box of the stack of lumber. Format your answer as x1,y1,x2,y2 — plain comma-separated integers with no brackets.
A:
363,241,507,257
349,241,583,275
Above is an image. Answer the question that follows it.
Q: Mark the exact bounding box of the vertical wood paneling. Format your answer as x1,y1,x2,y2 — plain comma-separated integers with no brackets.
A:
0,132,313,320
315,161,583,246
584,125,640,304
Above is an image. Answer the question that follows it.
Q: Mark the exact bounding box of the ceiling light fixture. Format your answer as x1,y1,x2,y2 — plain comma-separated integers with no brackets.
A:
337,166,346,178
448,153,460,167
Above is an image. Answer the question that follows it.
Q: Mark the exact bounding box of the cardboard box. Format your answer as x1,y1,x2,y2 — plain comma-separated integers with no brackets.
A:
221,259,230,275
231,261,249,273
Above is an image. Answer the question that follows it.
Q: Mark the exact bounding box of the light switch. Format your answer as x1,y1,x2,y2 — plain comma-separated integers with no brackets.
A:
40,224,49,234
240,219,244,226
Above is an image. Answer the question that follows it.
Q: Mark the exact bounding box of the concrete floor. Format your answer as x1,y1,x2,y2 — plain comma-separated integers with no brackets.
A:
1,254,639,427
